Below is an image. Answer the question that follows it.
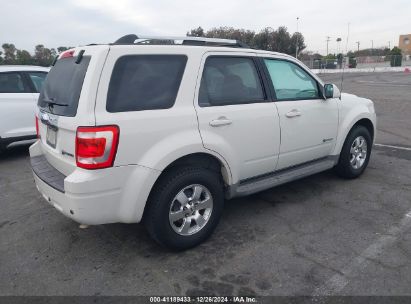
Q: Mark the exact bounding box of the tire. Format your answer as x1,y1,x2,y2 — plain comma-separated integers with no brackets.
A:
144,166,224,250
335,125,372,179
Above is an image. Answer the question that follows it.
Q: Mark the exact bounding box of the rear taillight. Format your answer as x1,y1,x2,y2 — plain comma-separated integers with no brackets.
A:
35,115,40,138
75,126,119,169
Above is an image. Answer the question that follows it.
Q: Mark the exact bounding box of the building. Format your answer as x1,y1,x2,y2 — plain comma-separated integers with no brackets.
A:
399,34,411,55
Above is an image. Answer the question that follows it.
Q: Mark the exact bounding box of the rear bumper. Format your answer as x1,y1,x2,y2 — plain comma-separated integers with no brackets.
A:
31,155,66,192
30,141,161,225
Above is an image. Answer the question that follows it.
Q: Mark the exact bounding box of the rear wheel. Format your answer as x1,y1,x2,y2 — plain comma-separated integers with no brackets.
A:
335,125,372,179
144,166,224,250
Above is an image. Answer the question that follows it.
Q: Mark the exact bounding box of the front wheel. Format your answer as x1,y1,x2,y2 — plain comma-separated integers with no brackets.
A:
144,167,224,250
335,125,372,179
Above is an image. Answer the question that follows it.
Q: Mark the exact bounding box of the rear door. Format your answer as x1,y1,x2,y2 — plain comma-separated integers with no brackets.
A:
195,52,281,183
37,46,110,175
0,71,37,138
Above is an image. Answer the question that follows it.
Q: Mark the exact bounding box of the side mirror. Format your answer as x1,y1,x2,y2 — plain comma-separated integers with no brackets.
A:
324,83,341,99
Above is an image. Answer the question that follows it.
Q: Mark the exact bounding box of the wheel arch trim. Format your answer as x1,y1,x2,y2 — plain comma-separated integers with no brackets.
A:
332,112,376,156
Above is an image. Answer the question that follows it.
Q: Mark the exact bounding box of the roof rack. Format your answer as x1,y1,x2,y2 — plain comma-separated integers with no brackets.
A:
113,34,249,48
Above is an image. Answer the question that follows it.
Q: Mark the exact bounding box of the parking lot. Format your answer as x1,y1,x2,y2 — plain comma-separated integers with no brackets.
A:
1,72,411,296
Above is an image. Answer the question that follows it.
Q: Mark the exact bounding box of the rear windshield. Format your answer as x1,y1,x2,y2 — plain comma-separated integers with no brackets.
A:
106,55,187,112
38,56,90,117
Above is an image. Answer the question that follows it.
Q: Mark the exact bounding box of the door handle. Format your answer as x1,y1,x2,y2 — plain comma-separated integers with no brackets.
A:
286,109,302,118
209,117,232,127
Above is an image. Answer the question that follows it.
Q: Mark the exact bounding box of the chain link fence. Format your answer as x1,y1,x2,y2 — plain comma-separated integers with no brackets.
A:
301,55,411,71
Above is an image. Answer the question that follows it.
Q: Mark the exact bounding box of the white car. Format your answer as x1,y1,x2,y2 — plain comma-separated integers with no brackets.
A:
30,35,376,250
0,65,49,153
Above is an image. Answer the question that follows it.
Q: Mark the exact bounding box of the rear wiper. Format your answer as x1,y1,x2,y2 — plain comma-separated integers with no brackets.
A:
42,98,68,107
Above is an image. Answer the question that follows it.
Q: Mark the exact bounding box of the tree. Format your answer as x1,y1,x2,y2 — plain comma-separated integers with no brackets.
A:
185,26,305,55
33,44,54,66
390,46,402,55
16,49,33,65
186,26,205,37
2,43,17,64
273,26,291,54
205,26,256,47
0,43,77,66
289,32,306,56
253,26,296,54
390,46,402,67
253,27,275,51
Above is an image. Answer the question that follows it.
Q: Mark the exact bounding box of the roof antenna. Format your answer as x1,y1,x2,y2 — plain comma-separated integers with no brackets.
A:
340,22,350,99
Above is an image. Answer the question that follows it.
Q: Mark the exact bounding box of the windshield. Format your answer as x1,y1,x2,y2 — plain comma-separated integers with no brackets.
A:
38,56,90,117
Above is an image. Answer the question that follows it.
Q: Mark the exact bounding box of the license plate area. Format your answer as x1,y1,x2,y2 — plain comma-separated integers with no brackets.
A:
46,126,57,148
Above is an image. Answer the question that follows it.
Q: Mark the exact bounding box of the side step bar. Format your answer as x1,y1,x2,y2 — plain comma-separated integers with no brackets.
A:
227,156,338,199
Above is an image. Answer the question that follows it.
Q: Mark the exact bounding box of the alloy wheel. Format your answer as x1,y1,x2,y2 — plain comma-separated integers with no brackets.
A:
168,184,213,236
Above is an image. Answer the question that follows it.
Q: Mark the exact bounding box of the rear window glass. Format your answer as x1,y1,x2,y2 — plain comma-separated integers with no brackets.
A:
0,72,26,93
38,56,90,117
106,55,187,112
27,72,47,93
199,57,265,106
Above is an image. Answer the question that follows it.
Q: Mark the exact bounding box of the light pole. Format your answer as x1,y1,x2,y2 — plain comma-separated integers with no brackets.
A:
326,36,331,56
345,22,350,54
336,38,342,54
356,41,360,52
296,17,299,58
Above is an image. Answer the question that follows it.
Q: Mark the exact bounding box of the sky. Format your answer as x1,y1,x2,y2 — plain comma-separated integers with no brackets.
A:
1,0,410,55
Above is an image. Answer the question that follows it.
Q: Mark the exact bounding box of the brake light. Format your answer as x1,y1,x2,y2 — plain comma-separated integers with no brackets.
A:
35,115,40,138
60,50,75,59
75,126,119,169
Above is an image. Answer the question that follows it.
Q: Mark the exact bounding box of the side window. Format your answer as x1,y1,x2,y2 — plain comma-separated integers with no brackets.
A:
107,55,187,112
264,59,319,101
0,72,26,93
27,72,47,93
199,57,265,107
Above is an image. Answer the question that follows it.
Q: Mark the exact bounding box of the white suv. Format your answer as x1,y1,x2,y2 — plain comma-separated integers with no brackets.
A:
30,35,376,250
0,65,49,152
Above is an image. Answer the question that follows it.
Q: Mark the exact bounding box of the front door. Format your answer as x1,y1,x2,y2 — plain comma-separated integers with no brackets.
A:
262,58,339,170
